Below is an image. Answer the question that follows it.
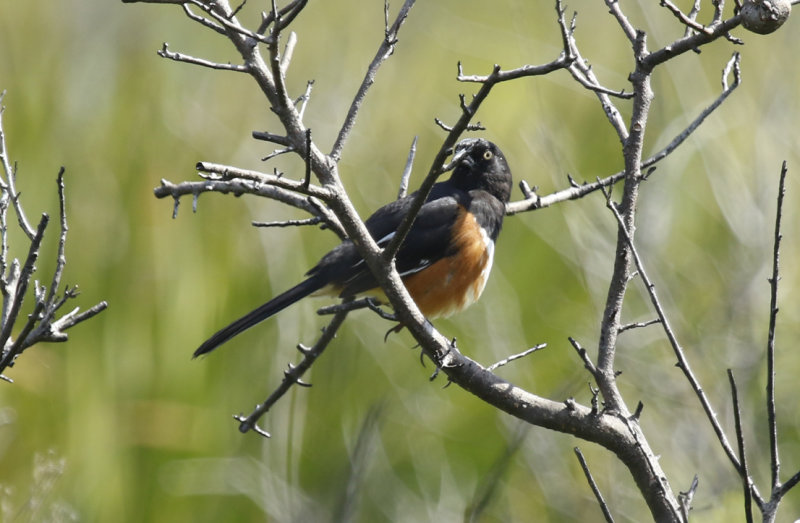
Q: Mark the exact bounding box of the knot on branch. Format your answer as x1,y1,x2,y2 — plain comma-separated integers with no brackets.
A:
740,0,792,34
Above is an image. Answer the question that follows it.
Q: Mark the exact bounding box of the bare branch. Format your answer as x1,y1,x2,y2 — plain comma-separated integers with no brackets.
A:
0,94,35,239
317,297,396,321
507,52,741,216
684,0,703,37
0,101,107,374
604,0,637,43
196,161,331,200
575,447,616,523
0,214,48,371
330,0,416,161
35,169,71,330
568,69,634,99
486,344,546,372
766,161,787,492
234,307,351,435
185,0,274,45
296,79,314,122
252,131,291,146
727,370,755,522
153,177,344,237
569,336,599,379
280,31,297,75
256,0,308,36
397,136,417,199
181,3,226,35
457,60,572,84
601,184,744,479
157,42,248,72
644,53,741,167
677,475,699,521
4,300,45,368
777,469,800,499
252,217,320,228
267,1,293,117
645,14,743,69
660,0,713,34
619,318,661,333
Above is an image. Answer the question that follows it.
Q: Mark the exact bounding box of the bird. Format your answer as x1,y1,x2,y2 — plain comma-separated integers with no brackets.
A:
194,138,513,357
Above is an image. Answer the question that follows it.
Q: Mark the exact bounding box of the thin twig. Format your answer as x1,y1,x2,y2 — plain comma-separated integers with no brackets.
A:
44,300,108,340
280,31,297,75
4,300,45,367
185,0,274,45
256,0,308,36
0,214,48,371
303,129,312,190
574,447,615,523
296,80,314,122
252,217,320,228
267,0,293,117
619,318,661,333
507,52,741,216
317,297,396,321
157,43,248,71
644,13,743,69
252,131,291,146
600,184,748,488
727,370,754,523
261,147,294,162
397,136,417,199
196,161,330,200
330,0,416,161
568,336,599,379
660,0,713,34
777,469,800,498
684,0,703,37
181,3,227,35
235,307,351,435
604,0,637,43
644,53,741,167
677,475,699,521
486,344,546,372
154,177,344,237
766,161,787,492
567,68,633,99
0,95,35,239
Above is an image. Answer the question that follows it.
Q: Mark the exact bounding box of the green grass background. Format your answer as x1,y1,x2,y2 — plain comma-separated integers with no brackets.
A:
0,1,799,521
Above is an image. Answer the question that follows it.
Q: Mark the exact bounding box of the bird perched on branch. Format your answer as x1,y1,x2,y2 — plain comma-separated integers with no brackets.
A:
195,138,513,357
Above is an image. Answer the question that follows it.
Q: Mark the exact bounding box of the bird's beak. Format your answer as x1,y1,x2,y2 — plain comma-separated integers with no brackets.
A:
443,139,477,171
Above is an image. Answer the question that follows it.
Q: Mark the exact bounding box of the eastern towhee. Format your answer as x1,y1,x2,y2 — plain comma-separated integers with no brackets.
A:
195,138,513,357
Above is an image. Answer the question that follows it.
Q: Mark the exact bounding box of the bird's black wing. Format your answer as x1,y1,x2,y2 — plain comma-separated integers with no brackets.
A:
332,188,466,297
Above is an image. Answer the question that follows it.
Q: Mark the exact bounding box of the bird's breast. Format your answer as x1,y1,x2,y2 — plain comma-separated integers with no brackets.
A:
402,207,494,319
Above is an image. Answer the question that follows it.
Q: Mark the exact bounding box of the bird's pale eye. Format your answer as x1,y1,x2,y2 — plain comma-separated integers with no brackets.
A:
482,150,493,160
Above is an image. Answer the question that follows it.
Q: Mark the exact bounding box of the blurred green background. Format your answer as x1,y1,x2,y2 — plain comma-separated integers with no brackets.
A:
1,1,799,521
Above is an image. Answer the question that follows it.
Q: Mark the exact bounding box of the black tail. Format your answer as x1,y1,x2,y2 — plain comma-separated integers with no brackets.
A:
194,276,327,358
